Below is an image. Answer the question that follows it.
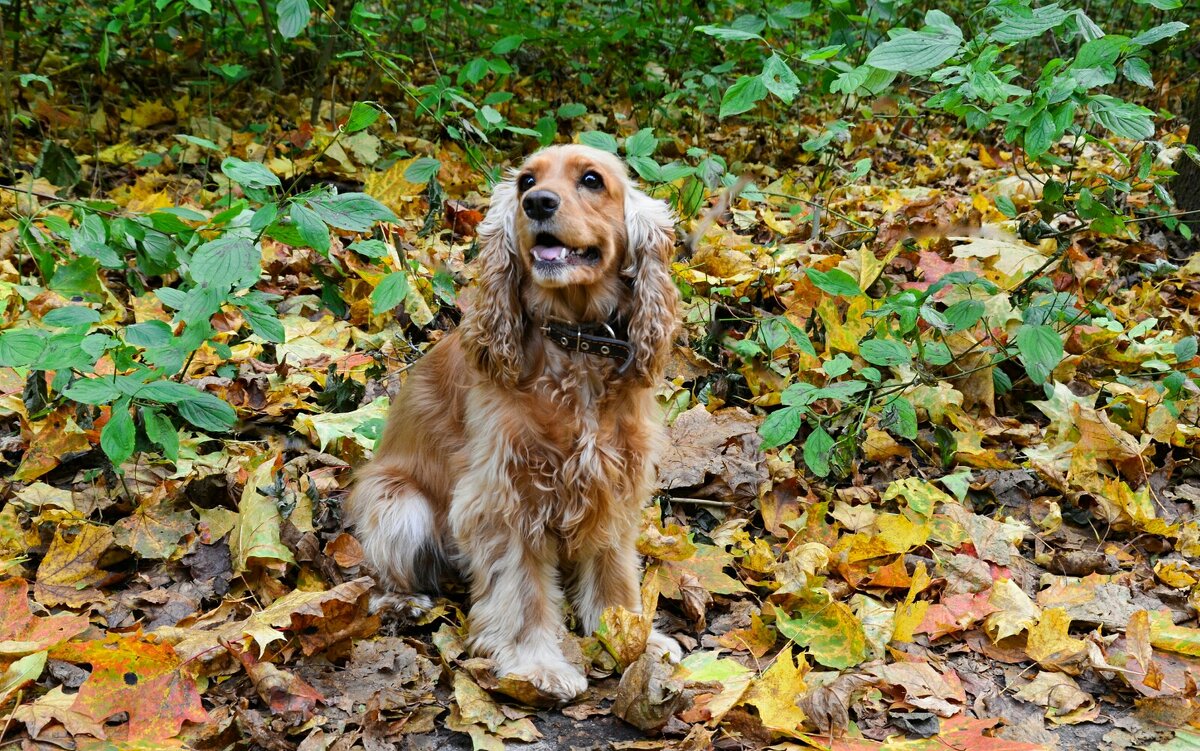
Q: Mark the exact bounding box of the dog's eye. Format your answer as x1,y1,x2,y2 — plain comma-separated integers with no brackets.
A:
518,174,536,191
580,170,604,190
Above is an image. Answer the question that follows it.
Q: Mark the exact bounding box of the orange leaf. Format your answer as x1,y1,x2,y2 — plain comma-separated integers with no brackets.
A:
50,632,208,742
0,578,89,655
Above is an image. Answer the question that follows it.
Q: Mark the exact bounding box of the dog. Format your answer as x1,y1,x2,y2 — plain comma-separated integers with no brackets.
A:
346,144,683,702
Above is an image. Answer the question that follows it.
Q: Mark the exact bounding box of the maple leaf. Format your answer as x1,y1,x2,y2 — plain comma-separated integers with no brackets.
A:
830,715,1050,750
50,632,207,741
984,578,1041,641
738,646,809,738
0,578,89,655
112,503,195,560
716,611,777,658
162,576,375,669
34,524,114,607
653,543,748,599
12,686,108,739
1024,608,1088,669
774,601,868,669
675,651,753,725
914,591,997,640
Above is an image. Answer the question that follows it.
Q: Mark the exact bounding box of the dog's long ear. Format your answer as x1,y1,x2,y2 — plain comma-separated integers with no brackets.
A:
461,177,525,386
623,187,679,386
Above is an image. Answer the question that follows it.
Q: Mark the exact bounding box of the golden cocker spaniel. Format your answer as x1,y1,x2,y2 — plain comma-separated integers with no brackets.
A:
347,144,682,702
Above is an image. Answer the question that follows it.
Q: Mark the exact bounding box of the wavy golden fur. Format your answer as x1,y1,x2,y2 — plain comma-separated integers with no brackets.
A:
346,144,682,702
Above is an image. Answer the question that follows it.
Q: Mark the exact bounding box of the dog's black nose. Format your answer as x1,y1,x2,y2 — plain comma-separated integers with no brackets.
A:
522,190,560,220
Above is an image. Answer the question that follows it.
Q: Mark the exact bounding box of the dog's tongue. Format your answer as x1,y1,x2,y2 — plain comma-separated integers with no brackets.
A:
534,244,566,262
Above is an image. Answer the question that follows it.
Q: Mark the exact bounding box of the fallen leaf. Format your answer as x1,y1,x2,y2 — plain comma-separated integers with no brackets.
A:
51,631,208,741
0,578,89,655
35,524,114,607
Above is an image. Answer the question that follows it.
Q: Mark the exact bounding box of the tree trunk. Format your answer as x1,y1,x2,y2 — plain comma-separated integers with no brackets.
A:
1175,87,1200,235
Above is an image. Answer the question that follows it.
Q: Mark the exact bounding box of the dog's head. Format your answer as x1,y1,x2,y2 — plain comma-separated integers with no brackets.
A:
461,144,678,386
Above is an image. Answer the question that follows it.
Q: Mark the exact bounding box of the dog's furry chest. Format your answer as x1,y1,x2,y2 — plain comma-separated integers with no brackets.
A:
472,356,654,546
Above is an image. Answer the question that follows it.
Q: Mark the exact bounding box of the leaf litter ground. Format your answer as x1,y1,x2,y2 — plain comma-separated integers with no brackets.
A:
1,88,1200,751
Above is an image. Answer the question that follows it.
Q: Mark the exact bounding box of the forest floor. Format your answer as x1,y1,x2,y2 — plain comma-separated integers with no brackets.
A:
2,73,1200,751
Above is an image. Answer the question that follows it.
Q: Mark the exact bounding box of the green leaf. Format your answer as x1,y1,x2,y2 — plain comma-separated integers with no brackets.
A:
848,158,871,180
773,602,867,669
191,235,260,290
865,16,963,73
306,192,398,232
175,134,220,151
760,53,799,104
34,140,81,188
1131,21,1188,47
579,131,619,153
719,75,768,119
624,128,658,158
995,194,1017,218
1122,58,1154,88
124,321,173,349
141,406,178,461
344,101,382,133
221,157,280,189
760,406,802,450
491,34,525,54
1174,336,1197,363
371,271,411,314
63,377,121,405
176,391,237,432
1024,109,1057,158
0,329,47,367
42,306,100,328
1090,96,1155,140
859,339,912,367
101,399,136,466
989,3,1072,43
944,299,985,331
277,0,309,39
880,397,918,440
694,24,762,41
1016,324,1063,385
805,268,862,297
556,102,586,119
803,426,834,477
240,304,286,343
404,157,441,184
290,203,331,255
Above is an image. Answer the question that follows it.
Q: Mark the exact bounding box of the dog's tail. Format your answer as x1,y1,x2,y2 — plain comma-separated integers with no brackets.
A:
344,464,444,594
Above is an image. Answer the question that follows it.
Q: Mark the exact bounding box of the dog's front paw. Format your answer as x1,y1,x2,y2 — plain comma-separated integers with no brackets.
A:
507,658,588,704
646,629,683,663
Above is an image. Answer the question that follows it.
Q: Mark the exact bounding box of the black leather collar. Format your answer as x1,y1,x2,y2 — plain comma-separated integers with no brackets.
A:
539,317,635,374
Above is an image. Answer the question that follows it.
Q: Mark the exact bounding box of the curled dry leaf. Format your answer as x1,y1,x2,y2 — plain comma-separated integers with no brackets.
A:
612,651,691,735
225,639,325,718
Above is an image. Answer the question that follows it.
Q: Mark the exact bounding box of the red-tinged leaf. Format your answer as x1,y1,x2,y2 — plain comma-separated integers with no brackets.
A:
829,715,1049,750
444,200,484,237
50,632,208,741
654,544,748,599
913,591,998,640
225,640,324,717
0,578,89,655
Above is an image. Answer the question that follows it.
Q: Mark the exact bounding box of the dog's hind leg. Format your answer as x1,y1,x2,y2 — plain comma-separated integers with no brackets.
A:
345,463,444,613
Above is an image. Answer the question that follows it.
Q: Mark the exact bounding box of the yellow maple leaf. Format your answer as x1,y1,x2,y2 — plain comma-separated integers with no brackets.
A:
1025,608,1087,668
739,646,808,738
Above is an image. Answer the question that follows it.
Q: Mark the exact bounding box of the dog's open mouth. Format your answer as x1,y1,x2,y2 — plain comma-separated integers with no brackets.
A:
530,233,601,267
